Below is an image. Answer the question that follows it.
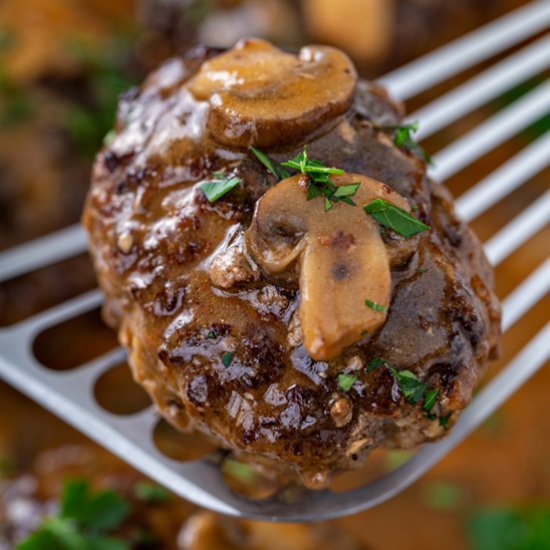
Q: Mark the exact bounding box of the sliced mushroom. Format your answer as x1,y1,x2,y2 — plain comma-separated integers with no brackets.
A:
245,173,418,360
188,38,357,148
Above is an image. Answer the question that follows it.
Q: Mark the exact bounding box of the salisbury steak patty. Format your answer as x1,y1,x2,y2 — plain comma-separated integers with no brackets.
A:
83,39,500,489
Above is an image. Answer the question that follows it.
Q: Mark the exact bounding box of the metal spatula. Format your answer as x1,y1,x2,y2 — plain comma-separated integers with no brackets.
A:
0,0,549,522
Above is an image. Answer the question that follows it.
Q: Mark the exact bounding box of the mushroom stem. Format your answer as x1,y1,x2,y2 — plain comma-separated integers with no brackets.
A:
300,223,390,360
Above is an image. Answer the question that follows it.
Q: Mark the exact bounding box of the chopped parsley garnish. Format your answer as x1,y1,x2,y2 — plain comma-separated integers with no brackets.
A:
58,480,128,532
389,121,432,164
250,146,290,181
389,367,440,413
439,413,452,429
393,121,419,148
281,147,359,211
423,388,439,412
370,361,440,414
468,504,550,550
390,367,427,405
221,351,234,367
134,481,170,504
206,330,217,339
18,479,129,550
199,172,241,202
366,357,385,373
416,267,428,273
337,373,358,392
365,299,387,312
334,183,361,198
364,198,431,238
282,147,344,176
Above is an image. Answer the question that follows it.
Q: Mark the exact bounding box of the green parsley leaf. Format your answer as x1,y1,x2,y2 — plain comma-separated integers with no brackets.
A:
221,351,234,367
416,267,428,273
280,147,357,211
389,368,427,405
17,480,130,550
281,147,344,176
306,182,323,200
393,121,419,148
468,505,550,550
18,517,94,550
250,147,290,181
423,388,439,412
134,482,170,504
18,520,130,550
17,518,77,550
206,330,217,339
365,299,387,312
60,479,129,532
364,198,431,238
305,161,344,176
339,196,356,206
199,173,241,202
337,373,358,392
439,413,452,429
389,121,432,164
333,183,360,198
366,357,385,373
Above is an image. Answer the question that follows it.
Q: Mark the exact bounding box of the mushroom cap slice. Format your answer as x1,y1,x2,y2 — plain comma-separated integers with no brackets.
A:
188,38,357,148
246,173,418,360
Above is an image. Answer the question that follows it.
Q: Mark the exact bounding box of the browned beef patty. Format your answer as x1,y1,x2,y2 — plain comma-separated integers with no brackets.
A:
83,41,500,489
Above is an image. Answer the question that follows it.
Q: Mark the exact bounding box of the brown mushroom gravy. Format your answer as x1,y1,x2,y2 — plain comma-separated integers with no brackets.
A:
83,39,500,489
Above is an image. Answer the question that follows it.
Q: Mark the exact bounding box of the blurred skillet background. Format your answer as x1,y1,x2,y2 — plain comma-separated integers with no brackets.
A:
1,1,549,548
